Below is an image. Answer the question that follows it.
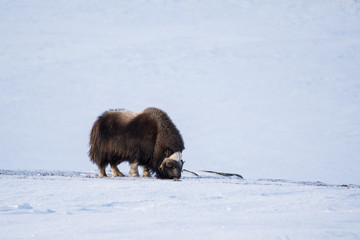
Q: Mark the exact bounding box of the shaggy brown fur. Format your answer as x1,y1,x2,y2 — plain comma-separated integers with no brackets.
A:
88,107,185,179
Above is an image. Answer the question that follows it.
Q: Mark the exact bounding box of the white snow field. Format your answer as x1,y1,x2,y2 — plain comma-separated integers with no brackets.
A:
1,170,360,240
1,0,360,239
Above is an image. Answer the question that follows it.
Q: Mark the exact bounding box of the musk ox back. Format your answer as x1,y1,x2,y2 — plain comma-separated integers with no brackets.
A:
88,107,185,179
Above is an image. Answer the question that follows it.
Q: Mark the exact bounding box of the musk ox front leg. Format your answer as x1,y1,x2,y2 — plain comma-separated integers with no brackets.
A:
129,162,140,177
143,166,151,177
129,162,151,177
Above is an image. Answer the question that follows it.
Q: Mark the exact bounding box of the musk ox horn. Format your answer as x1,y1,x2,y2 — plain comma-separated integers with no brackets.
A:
169,152,182,162
160,151,183,169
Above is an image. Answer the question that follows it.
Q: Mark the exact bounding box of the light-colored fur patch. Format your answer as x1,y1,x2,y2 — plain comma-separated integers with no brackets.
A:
110,110,137,122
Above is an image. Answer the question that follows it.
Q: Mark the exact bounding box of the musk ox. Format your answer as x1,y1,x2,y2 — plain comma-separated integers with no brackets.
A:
88,107,185,179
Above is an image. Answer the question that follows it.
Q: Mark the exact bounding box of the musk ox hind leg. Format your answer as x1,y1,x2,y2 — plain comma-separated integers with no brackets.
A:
99,165,107,177
110,164,124,177
129,162,140,177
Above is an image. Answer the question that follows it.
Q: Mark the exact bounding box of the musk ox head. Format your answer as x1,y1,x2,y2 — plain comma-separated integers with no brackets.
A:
158,152,184,179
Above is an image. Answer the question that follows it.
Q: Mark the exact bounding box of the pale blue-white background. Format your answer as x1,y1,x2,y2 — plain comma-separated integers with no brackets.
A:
1,0,359,184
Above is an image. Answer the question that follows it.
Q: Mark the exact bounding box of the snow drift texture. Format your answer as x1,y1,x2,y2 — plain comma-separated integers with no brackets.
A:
0,170,359,240
1,0,360,184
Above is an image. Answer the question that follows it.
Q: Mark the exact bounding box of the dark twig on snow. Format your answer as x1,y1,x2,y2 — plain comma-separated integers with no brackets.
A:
182,169,200,177
202,170,244,179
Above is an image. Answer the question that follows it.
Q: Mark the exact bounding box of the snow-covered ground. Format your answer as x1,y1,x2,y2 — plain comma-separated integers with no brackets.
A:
1,170,360,240
1,0,360,239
